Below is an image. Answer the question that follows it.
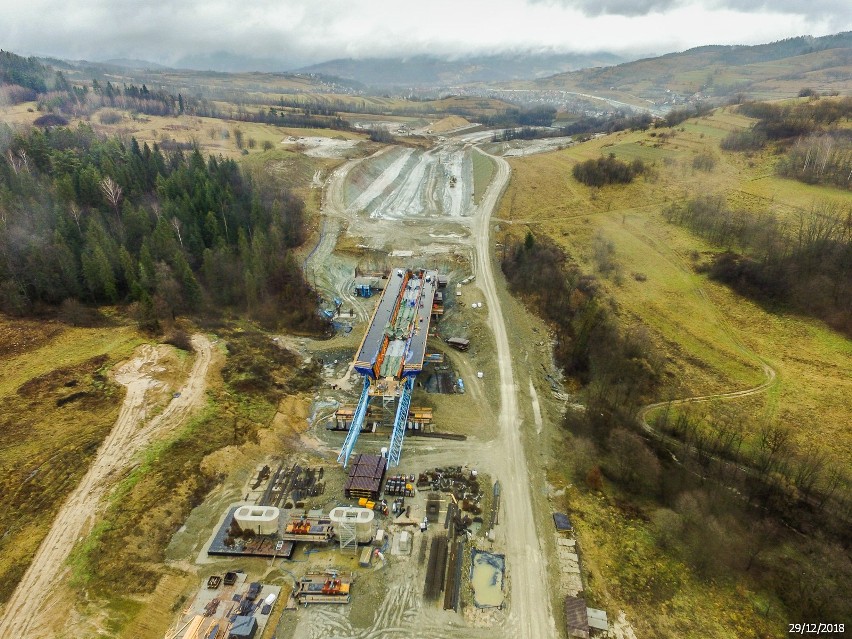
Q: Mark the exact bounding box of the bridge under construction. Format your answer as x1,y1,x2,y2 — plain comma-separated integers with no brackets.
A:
338,268,441,468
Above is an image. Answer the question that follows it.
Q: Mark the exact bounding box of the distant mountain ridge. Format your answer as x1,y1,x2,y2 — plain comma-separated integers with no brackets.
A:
531,32,852,104
101,58,169,70
295,52,628,88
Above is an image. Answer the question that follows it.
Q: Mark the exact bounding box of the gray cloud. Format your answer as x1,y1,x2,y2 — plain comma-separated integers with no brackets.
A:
535,0,682,17
0,0,848,69
710,0,852,28
534,0,851,22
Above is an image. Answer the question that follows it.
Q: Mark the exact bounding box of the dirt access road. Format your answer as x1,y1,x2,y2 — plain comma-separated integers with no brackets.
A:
302,138,557,638
0,334,213,638
471,150,558,639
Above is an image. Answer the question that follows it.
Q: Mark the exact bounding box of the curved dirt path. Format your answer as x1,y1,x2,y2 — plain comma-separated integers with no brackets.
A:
637,351,777,472
472,150,558,639
0,334,212,638
628,220,780,441
638,360,776,429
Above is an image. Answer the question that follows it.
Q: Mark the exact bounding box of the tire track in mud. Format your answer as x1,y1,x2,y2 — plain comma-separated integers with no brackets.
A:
423,156,442,213
349,144,474,220
348,148,415,215
293,581,492,639
369,148,436,219
0,335,212,638
439,145,471,218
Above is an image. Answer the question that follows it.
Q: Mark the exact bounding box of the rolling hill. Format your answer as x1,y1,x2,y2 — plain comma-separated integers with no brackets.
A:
296,51,627,88
530,32,852,109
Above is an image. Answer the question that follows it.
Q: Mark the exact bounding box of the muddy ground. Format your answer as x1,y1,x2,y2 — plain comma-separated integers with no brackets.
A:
28,130,602,639
0,336,214,639
254,134,571,639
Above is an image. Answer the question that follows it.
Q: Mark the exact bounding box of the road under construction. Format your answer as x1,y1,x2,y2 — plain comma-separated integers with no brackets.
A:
338,267,441,468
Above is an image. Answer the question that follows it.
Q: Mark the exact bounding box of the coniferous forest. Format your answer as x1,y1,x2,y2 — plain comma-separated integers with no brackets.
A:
0,123,325,333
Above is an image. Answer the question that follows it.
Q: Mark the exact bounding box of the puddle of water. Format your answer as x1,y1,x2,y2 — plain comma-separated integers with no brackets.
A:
470,549,505,608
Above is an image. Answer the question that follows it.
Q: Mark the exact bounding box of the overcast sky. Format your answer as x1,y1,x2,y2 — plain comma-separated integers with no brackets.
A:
1,0,849,69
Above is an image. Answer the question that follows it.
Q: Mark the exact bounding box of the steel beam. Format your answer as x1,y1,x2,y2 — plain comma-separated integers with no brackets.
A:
387,376,415,467
337,376,371,467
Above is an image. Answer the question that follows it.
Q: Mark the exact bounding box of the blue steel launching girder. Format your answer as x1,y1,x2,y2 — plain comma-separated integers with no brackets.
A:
337,376,371,467
387,376,415,467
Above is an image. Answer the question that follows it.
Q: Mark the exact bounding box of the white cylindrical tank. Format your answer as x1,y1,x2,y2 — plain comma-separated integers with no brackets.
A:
264,593,277,606
234,505,280,535
355,508,375,543
329,506,375,543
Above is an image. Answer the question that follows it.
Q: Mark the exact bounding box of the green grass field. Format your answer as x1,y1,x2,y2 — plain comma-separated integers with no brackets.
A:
472,148,497,204
498,110,852,457
500,106,852,637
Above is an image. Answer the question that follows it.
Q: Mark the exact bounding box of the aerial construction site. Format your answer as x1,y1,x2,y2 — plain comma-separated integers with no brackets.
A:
160,132,573,639
0,126,586,639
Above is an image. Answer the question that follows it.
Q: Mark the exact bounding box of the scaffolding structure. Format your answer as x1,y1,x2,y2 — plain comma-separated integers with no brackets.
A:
337,514,358,555
338,268,440,468
337,377,371,467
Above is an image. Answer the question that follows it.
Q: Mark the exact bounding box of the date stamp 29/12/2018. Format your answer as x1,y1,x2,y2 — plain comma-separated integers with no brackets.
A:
788,624,845,635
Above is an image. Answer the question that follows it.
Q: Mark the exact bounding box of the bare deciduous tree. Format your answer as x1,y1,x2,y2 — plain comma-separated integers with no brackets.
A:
68,203,83,233
171,217,183,248
6,149,28,174
100,176,123,217
793,446,828,496
754,421,791,478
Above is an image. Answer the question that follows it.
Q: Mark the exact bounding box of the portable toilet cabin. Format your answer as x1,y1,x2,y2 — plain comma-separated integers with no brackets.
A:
398,530,412,554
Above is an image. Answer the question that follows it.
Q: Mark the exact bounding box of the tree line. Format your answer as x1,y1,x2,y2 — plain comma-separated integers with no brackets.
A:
664,195,852,335
0,123,326,334
481,106,557,128
544,102,712,141
723,97,852,189
501,232,662,412
494,102,714,144
0,51,186,118
0,49,61,94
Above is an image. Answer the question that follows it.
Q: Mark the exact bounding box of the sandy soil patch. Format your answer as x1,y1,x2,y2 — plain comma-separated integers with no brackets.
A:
283,136,361,158
501,137,575,157
0,335,212,639
425,115,471,133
